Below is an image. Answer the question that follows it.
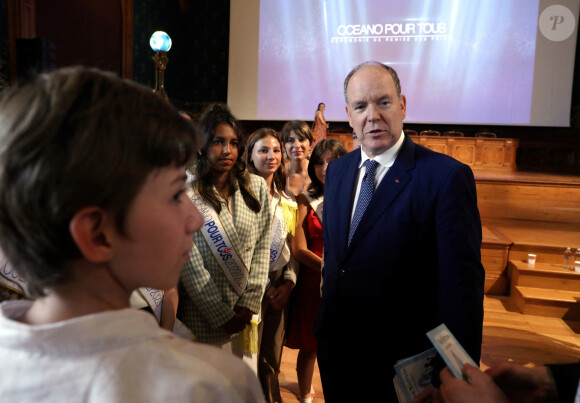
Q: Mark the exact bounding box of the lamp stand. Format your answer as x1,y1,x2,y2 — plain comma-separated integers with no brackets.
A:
152,51,169,101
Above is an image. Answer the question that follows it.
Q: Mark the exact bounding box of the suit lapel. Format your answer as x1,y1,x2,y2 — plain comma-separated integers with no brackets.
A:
325,151,360,261
347,136,416,250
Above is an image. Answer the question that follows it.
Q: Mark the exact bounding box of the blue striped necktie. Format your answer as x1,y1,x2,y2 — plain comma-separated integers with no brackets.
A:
348,159,379,246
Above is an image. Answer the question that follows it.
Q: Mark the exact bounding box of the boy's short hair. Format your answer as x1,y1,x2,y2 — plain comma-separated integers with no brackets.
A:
0,67,196,297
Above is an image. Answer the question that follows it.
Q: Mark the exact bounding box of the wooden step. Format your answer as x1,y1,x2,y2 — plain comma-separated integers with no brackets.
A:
511,285,580,320
509,246,578,266
483,218,580,265
475,172,580,225
481,224,512,295
508,260,580,292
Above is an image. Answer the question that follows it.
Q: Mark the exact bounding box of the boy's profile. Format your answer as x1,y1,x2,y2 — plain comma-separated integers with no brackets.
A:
0,67,264,402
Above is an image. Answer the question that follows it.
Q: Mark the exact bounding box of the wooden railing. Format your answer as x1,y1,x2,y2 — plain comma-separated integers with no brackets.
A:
410,135,518,171
328,132,519,171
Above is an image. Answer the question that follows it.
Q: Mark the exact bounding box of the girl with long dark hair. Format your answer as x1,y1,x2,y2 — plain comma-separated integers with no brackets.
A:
178,104,271,372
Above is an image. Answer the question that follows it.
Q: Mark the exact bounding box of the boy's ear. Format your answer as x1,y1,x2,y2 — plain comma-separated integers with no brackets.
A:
69,207,115,263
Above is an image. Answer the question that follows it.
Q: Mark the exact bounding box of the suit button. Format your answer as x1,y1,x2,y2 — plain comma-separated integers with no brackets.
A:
339,269,346,276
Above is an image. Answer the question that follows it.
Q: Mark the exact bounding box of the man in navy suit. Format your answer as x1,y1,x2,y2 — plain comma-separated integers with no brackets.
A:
314,61,485,402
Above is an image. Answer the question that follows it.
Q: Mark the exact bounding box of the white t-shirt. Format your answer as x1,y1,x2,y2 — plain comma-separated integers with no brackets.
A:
0,300,265,402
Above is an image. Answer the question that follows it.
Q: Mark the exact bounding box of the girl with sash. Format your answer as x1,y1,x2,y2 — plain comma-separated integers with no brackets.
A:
285,139,347,403
177,104,271,373
244,128,298,403
281,120,313,197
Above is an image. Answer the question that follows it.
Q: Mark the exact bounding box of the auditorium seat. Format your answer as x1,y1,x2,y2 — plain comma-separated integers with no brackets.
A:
420,130,441,136
443,130,464,137
404,129,417,136
475,131,497,138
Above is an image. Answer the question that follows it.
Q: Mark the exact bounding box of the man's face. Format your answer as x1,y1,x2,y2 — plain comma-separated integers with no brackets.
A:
345,65,406,158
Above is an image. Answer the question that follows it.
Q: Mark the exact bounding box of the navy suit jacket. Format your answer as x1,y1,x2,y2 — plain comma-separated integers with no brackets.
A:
546,362,580,402
315,135,484,388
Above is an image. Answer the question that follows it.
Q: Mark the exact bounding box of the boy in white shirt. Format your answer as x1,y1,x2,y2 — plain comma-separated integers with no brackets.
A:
0,66,265,402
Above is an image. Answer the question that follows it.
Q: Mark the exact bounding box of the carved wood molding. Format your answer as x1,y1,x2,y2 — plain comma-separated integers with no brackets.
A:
411,135,519,170
120,0,133,79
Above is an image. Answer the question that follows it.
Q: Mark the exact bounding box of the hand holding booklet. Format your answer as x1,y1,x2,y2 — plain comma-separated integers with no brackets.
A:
426,323,478,381
393,324,477,402
393,348,437,402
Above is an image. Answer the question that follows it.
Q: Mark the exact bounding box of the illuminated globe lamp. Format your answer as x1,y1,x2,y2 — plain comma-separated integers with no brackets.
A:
149,31,172,101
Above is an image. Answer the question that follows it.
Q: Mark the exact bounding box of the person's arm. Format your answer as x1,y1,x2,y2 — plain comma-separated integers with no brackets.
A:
265,280,294,311
266,252,297,311
439,363,558,403
291,194,322,271
180,240,236,330
236,177,272,315
223,306,253,334
487,363,558,402
282,248,299,285
439,364,510,403
317,110,328,128
435,164,485,365
159,287,178,331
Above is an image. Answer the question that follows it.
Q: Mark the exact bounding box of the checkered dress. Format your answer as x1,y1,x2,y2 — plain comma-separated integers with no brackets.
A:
178,174,272,343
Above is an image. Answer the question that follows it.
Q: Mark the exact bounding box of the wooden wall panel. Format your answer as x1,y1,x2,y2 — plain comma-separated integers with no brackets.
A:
410,135,518,170
35,0,122,75
476,181,580,225
453,143,476,165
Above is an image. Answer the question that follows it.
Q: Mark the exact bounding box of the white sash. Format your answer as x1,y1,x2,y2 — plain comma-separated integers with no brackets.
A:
132,288,195,340
269,202,286,272
305,194,324,224
137,287,164,321
0,251,27,296
189,189,249,296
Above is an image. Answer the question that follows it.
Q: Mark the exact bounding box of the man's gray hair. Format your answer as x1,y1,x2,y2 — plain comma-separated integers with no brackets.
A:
343,61,402,103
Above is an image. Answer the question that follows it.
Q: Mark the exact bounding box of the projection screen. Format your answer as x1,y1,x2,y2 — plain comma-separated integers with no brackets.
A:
228,0,579,126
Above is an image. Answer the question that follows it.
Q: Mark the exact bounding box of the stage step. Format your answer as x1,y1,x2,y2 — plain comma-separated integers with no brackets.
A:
482,218,580,265
511,286,580,320
509,260,580,291
508,260,580,320
480,216,580,296
481,224,512,295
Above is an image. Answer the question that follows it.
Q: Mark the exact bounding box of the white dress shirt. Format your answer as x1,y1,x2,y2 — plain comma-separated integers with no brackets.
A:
350,131,406,223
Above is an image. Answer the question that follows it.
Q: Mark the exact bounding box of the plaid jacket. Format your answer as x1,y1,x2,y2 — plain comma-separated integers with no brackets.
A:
178,174,272,343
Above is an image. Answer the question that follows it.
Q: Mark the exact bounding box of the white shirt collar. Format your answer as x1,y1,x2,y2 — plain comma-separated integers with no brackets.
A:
358,131,405,168
0,300,167,354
